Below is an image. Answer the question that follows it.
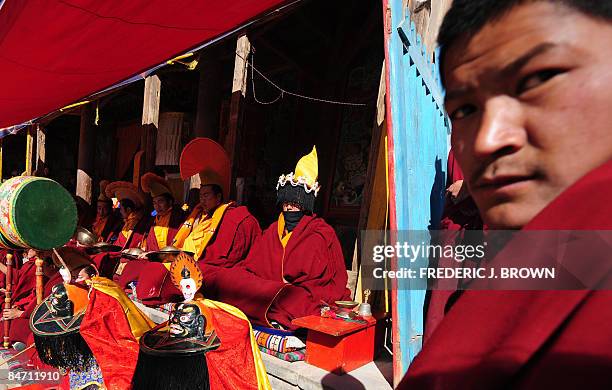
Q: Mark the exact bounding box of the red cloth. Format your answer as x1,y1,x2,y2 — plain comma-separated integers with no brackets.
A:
0,0,286,130
204,214,350,330
142,209,184,251
90,252,123,279
8,261,40,344
399,159,612,389
79,288,141,390
118,205,260,305
206,304,259,390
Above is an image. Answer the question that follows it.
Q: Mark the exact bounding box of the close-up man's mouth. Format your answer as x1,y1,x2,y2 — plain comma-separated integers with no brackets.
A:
473,174,538,195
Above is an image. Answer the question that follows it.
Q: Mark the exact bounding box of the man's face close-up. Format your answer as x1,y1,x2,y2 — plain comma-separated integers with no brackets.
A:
444,2,612,229
199,185,221,214
152,195,172,214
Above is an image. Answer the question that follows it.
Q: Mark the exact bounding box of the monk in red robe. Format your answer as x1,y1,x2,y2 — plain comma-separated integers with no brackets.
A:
90,180,121,242
139,173,184,252
105,181,150,249
400,1,612,388
119,139,260,305
204,147,350,330
0,250,52,344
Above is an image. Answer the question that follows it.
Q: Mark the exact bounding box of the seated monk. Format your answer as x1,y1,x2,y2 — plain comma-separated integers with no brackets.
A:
0,249,55,345
204,146,351,330
119,138,260,305
105,181,150,249
139,173,184,252
91,180,121,243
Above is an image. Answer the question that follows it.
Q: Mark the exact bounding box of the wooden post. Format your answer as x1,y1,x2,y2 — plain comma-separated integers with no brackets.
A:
25,126,35,176
141,75,161,176
36,125,46,172
223,34,250,199
3,253,13,348
35,257,44,304
77,104,95,204
194,48,224,140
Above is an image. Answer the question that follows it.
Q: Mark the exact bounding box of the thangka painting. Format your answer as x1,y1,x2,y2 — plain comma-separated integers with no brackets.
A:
328,60,379,218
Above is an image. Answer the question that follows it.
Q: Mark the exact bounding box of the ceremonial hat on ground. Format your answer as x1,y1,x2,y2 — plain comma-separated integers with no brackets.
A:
180,138,231,199
52,246,95,275
30,283,96,371
141,173,174,199
276,146,321,213
132,253,219,390
105,181,145,209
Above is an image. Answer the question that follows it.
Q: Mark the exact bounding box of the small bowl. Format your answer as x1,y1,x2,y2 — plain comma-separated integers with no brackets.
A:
335,300,359,309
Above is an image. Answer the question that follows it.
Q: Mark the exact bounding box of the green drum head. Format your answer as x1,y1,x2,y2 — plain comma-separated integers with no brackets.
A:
13,179,77,250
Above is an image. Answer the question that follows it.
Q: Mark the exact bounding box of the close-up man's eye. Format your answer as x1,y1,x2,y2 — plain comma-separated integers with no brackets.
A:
516,68,565,95
449,104,478,121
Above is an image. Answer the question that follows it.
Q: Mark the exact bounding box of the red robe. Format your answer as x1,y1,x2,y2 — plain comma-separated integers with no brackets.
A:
141,209,184,251
118,205,260,305
204,214,350,330
9,260,51,344
400,159,612,389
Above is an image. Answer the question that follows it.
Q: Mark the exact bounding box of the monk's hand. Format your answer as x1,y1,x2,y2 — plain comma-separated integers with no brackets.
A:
2,307,23,320
446,180,464,200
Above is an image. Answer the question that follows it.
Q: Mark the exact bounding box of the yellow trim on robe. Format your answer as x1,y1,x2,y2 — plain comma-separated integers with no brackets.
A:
277,213,292,248
152,209,172,249
88,276,154,340
181,203,230,260
197,298,271,390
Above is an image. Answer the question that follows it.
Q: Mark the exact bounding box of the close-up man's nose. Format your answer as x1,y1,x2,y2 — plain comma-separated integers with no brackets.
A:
473,95,527,159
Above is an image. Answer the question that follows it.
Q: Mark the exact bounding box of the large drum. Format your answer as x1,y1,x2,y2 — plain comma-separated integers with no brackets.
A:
0,176,77,249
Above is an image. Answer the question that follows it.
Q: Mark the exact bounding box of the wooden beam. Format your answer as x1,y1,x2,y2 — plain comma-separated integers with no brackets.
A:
223,34,251,199
141,75,161,175
76,104,95,204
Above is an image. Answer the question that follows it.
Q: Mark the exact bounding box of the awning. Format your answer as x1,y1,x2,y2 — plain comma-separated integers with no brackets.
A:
0,0,288,132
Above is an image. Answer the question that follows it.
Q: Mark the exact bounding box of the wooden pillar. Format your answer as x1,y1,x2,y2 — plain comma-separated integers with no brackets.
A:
223,34,250,199
141,75,161,179
35,257,44,304
77,104,95,204
25,125,35,176
194,49,224,140
36,125,46,172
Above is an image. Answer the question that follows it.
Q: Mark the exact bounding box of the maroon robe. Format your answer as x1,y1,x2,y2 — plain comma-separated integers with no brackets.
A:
141,208,184,251
204,214,351,330
118,205,260,305
8,260,48,344
400,159,612,389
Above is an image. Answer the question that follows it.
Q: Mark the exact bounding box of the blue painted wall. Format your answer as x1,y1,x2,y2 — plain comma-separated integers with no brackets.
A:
387,1,451,375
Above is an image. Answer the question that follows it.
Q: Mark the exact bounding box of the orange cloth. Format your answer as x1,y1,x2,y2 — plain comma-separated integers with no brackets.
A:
152,209,172,249
92,216,108,239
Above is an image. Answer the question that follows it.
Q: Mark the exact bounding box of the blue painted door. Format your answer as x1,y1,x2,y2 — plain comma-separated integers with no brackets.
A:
385,0,451,378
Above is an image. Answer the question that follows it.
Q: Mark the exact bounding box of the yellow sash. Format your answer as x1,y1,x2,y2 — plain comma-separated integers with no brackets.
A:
88,276,154,340
152,210,172,250
180,203,231,260
277,213,292,248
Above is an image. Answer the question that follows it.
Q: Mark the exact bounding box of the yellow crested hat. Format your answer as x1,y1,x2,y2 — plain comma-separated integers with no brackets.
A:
141,173,173,199
276,146,321,212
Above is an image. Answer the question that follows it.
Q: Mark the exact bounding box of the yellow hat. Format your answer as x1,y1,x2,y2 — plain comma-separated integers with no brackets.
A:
105,181,145,209
276,146,321,212
141,173,173,199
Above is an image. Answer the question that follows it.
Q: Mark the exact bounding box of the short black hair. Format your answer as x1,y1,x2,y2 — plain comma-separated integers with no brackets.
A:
155,192,174,204
438,0,612,82
201,184,223,200
120,198,136,211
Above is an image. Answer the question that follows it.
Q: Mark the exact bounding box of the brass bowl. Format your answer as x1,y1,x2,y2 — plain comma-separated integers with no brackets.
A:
122,247,145,260
74,227,97,247
335,300,359,309
85,241,122,255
